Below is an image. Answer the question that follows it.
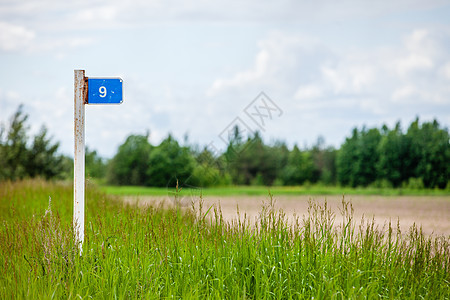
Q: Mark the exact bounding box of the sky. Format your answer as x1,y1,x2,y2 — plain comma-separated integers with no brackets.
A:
1,0,450,158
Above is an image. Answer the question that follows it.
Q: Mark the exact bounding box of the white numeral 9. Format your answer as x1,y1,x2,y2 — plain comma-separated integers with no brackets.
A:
99,86,107,98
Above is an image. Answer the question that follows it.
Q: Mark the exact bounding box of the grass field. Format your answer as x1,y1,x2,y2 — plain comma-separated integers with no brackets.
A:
1,180,449,298
102,184,450,197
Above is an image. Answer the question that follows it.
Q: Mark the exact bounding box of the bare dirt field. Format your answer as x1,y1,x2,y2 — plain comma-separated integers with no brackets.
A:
124,194,450,236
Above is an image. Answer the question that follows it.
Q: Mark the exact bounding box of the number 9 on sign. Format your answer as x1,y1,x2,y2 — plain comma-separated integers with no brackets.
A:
87,78,123,104
99,86,107,98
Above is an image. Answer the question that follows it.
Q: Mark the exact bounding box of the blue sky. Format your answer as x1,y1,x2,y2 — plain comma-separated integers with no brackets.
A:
1,0,450,157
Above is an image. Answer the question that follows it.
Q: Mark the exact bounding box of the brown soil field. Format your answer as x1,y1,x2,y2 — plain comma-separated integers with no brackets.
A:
124,194,450,236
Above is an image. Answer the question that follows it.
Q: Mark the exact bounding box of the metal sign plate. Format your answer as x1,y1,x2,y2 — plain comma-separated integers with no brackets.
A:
87,78,123,104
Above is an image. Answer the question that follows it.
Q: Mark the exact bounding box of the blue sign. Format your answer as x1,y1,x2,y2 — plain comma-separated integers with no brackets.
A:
87,78,123,104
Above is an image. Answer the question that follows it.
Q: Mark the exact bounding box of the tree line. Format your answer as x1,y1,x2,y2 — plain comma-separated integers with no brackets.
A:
1,106,449,189
0,106,102,182
0,106,71,181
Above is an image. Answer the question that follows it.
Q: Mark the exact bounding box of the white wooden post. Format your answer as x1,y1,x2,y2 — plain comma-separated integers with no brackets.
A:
74,70,86,254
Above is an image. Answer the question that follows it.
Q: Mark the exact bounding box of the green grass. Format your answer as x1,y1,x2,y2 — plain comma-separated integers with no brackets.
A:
1,179,449,299
102,184,450,197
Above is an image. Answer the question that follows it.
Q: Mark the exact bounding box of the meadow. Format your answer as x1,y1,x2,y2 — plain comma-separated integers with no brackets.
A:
1,180,449,298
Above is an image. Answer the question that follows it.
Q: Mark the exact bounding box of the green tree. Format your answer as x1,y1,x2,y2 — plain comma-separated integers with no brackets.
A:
239,133,267,185
337,128,359,186
406,118,449,188
223,132,287,186
192,147,231,187
107,134,152,185
376,123,412,187
85,147,106,180
264,141,290,185
310,136,337,184
147,135,196,187
280,145,315,185
0,106,29,180
59,155,74,180
0,106,67,181
337,127,381,187
27,126,65,180
356,128,381,186
222,128,254,185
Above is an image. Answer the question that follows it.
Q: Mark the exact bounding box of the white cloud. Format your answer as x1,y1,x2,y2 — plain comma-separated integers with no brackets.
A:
208,30,380,101
321,66,346,94
75,5,119,23
34,37,94,53
392,85,417,102
392,29,443,77
0,20,93,54
208,27,450,129
0,22,35,52
395,53,433,76
0,88,22,122
2,0,447,27
294,85,322,100
206,49,268,97
395,32,434,75
440,62,450,80
207,31,321,97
